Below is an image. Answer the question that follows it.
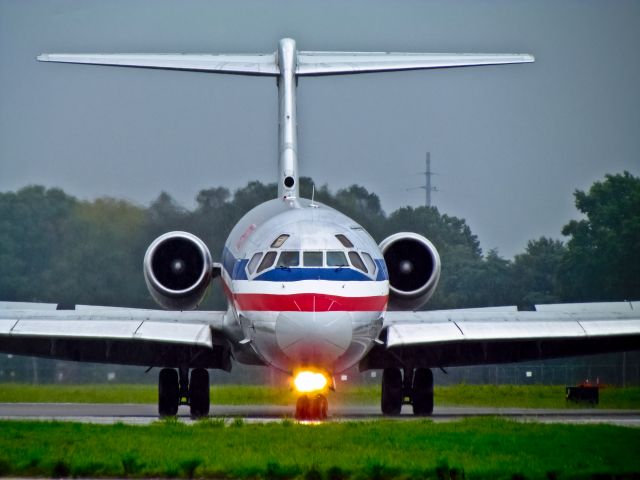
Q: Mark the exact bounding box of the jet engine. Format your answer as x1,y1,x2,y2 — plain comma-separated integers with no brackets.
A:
379,232,441,311
143,231,213,310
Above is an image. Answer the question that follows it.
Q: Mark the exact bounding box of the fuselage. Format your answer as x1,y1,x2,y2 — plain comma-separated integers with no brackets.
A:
221,196,389,374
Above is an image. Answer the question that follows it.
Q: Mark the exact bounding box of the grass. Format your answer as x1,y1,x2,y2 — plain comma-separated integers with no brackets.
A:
0,383,639,409
436,384,640,409
0,417,638,479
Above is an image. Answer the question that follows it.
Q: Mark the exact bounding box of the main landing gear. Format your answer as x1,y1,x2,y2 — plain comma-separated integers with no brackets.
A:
295,394,328,420
381,367,433,416
158,367,210,418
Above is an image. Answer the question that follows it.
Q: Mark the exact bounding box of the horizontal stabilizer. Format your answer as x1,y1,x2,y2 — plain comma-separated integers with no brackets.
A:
296,52,534,76
37,53,279,76
38,50,534,77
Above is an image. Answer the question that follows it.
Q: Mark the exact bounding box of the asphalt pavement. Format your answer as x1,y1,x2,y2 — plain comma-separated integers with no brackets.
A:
1,403,639,426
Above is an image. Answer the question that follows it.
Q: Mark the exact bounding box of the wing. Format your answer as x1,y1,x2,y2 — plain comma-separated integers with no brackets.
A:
0,302,233,370
360,302,640,370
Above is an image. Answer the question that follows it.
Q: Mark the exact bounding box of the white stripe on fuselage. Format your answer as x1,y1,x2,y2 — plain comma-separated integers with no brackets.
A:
229,279,389,297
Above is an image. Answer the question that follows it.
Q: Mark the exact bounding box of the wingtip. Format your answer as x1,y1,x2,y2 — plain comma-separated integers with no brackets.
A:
37,54,50,62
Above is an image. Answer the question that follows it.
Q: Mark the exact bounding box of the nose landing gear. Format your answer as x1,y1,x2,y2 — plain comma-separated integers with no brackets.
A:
295,394,328,420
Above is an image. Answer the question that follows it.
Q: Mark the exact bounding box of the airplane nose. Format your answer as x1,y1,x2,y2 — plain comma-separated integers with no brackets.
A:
275,298,353,366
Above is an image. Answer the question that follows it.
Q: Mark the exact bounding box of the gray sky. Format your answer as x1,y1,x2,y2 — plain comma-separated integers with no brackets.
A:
1,0,639,258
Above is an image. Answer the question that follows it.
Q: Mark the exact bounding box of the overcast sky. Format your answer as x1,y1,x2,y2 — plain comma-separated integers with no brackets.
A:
1,0,638,258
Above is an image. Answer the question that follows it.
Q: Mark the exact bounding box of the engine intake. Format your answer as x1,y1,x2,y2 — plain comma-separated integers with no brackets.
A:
143,231,213,310
379,232,441,311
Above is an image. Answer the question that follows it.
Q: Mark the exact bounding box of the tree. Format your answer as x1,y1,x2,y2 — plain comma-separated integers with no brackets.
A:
6,178,590,311
0,186,77,302
325,184,387,239
46,197,150,307
232,181,277,213
512,237,565,305
147,191,189,234
383,206,484,309
439,249,515,309
559,171,640,301
196,187,230,211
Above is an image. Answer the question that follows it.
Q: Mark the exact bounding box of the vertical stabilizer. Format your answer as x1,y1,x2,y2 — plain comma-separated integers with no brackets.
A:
277,39,299,199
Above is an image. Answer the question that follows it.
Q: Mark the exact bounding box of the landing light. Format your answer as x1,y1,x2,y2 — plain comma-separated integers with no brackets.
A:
293,371,328,393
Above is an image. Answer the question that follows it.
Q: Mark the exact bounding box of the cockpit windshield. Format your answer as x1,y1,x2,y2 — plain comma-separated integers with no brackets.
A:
277,251,300,268
303,251,323,267
326,251,348,267
247,252,263,275
257,251,277,273
348,251,367,272
247,247,377,278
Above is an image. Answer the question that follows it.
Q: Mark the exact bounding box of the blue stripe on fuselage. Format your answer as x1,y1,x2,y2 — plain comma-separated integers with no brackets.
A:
222,246,388,282
254,267,370,282
374,259,388,282
222,246,249,280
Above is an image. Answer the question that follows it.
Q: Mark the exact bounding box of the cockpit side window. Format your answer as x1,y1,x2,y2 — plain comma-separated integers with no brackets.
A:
277,251,300,267
361,252,377,275
247,252,263,275
327,251,348,267
303,251,323,267
335,234,354,248
257,251,277,273
271,234,290,248
348,251,367,273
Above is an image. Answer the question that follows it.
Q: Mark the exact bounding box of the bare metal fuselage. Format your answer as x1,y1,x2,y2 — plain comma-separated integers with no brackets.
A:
221,197,389,374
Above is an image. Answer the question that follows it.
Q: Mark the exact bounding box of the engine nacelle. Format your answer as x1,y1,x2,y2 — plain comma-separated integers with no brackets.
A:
379,232,441,311
143,231,213,310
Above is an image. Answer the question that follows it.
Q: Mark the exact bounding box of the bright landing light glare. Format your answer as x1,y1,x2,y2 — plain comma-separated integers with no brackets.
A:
293,371,328,393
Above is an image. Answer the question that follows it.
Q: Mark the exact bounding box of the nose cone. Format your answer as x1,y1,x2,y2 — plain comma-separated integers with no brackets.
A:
275,299,353,367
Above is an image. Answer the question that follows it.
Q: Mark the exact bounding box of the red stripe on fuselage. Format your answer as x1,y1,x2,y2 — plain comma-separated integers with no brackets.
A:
234,292,388,312
221,277,387,312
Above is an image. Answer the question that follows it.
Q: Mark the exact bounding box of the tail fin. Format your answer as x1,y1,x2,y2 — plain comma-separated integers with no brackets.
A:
38,39,534,200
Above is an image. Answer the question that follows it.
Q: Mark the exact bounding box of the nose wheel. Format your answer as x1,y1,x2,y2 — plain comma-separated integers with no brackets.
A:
295,394,328,420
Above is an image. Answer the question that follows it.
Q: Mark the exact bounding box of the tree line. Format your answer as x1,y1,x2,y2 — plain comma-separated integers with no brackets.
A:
0,172,638,310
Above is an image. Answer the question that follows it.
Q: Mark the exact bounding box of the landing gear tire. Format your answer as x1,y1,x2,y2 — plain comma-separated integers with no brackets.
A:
412,368,434,416
296,395,310,420
381,368,403,415
296,394,328,420
319,395,328,419
189,368,210,418
310,394,328,420
158,368,179,417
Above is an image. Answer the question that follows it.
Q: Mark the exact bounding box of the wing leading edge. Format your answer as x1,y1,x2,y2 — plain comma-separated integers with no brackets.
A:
360,302,640,370
0,303,232,371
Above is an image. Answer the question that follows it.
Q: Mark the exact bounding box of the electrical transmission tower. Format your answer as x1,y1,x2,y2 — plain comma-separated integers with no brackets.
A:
407,152,438,207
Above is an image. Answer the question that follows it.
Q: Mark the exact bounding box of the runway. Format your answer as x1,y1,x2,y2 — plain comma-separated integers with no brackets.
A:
1,403,639,426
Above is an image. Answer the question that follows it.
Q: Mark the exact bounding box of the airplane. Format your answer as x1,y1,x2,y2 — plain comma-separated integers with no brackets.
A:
1,38,638,420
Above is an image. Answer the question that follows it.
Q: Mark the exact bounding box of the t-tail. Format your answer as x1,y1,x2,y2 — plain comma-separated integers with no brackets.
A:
38,38,534,198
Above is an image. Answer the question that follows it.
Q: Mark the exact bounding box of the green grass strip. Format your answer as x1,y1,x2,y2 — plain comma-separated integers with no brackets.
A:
0,418,638,479
0,383,639,409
